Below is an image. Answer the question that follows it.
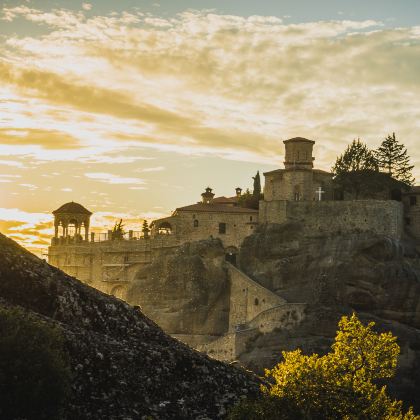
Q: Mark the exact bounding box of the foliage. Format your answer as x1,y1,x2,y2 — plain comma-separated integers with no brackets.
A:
238,172,263,209
0,306,71,420
332,139,380,199
375,133,415,186
112,218,125,240
229,314,419,420
252,171,262,200
142,219,150,238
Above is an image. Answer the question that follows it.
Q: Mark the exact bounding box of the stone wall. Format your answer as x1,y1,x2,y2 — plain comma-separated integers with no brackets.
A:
167,210,258,249
404,199,420,240
48,235,181,300
259,200,404,239
245,303,306,334
227,264,286,331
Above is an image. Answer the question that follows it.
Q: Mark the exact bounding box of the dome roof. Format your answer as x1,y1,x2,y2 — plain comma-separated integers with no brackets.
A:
52,202,92,215
283,137,315,144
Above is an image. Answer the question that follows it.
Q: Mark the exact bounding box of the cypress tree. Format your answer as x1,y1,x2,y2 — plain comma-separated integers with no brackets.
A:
252,171,261,199
375,133,415,186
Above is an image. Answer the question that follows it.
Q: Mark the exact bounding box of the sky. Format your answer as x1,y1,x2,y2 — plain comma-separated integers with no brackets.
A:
0,0,420,255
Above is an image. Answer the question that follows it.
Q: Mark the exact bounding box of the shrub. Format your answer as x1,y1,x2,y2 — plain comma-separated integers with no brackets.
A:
0,306,71,419
229,314,419,419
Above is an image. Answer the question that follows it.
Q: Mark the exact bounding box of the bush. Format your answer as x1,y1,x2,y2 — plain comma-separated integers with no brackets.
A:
0,306,71,419
230,314,419,420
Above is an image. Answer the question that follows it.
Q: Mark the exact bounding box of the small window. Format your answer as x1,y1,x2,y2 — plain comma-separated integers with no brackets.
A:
219,223,226,234
405,217,411,226
193,219,199,227
254,298,259,306
250,216,253,221
410,196,417,206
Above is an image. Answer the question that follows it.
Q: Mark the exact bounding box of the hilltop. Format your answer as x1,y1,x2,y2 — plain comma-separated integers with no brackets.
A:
0,233,260,419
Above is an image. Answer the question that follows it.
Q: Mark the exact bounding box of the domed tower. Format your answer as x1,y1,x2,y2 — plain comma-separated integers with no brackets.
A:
52,202,92,241
283,137,315,170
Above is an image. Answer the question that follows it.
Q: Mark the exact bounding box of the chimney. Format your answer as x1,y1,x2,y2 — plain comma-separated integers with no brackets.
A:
235,187,242,198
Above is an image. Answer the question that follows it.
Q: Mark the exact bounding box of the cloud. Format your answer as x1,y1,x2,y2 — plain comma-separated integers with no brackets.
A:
0,127,80,149
82,3,92,11
139,166,165,172
84,172,146,185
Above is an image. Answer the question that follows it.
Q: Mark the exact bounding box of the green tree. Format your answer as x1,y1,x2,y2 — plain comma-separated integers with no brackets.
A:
332,139,380,199
375,133,415,186
229,314,419,420
252,171,262,200
112,219,125,240
0,307,71,420
238,172,263,209
142,219,150,239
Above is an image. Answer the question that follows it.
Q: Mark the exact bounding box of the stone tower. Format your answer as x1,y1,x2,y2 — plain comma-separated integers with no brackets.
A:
263,137,332,202
283,137,315,170
52,201,92,242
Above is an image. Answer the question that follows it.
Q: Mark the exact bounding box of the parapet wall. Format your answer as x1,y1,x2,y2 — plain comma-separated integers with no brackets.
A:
259,200,404,239
227,263,286,331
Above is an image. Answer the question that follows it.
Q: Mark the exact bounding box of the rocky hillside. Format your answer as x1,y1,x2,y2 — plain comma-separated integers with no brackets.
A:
0,233,260,419
239,222,420,410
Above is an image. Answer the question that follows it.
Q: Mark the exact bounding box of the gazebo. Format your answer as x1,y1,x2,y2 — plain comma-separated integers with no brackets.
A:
52,201,92,241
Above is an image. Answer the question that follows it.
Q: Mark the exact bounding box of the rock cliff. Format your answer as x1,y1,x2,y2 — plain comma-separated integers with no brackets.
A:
0,233,260,419
239,222,420,410
126,239,230,336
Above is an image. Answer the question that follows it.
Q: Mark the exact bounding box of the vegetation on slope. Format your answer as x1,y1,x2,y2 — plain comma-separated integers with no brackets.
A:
230,314,419,419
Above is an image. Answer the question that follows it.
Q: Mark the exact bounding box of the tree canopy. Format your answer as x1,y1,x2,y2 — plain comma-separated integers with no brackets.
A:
332,136,414,199
332,139,379,199
375,133,415,186
229,313,419,420
0,307,71,420
238,171,263,209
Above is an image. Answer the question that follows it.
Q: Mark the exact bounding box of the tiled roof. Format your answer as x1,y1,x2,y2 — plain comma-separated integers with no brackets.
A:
53,202,92,215
176,203,257,213
263,168,331,176
212,196,238,204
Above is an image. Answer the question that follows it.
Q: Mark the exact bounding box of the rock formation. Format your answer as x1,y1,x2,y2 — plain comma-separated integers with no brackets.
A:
0,233,260,419
239,222,420,410
126,239,230,337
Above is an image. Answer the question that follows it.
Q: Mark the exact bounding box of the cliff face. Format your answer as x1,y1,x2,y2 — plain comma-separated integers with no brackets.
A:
239,222,420,409
0,233,259,419
126,239,230,336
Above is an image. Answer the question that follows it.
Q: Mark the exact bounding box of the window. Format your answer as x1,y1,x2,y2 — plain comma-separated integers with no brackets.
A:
219,223,226,234
405,217,411,226
250,216,253,221
193,219,199,227
410,196,417,206
254,298,259,306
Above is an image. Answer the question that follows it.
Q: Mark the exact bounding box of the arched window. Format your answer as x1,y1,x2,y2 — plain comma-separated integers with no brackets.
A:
157,222,172,235
193,219,199,227
254,298,259,306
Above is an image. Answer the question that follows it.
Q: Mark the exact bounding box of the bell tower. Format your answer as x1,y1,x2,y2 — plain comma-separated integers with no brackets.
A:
283,137,315,170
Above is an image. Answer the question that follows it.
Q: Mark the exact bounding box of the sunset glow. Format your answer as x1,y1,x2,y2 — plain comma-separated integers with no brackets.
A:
1,0,420,254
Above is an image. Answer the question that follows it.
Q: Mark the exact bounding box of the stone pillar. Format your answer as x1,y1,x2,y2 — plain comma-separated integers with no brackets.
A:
129,230,133,240
91,232,95,242
85,220,90,241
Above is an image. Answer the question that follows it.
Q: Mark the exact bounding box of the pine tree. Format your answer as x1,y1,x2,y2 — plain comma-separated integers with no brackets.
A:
142,220,150,239
332,139,379,199
111,219,124,240
375,133,415,186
